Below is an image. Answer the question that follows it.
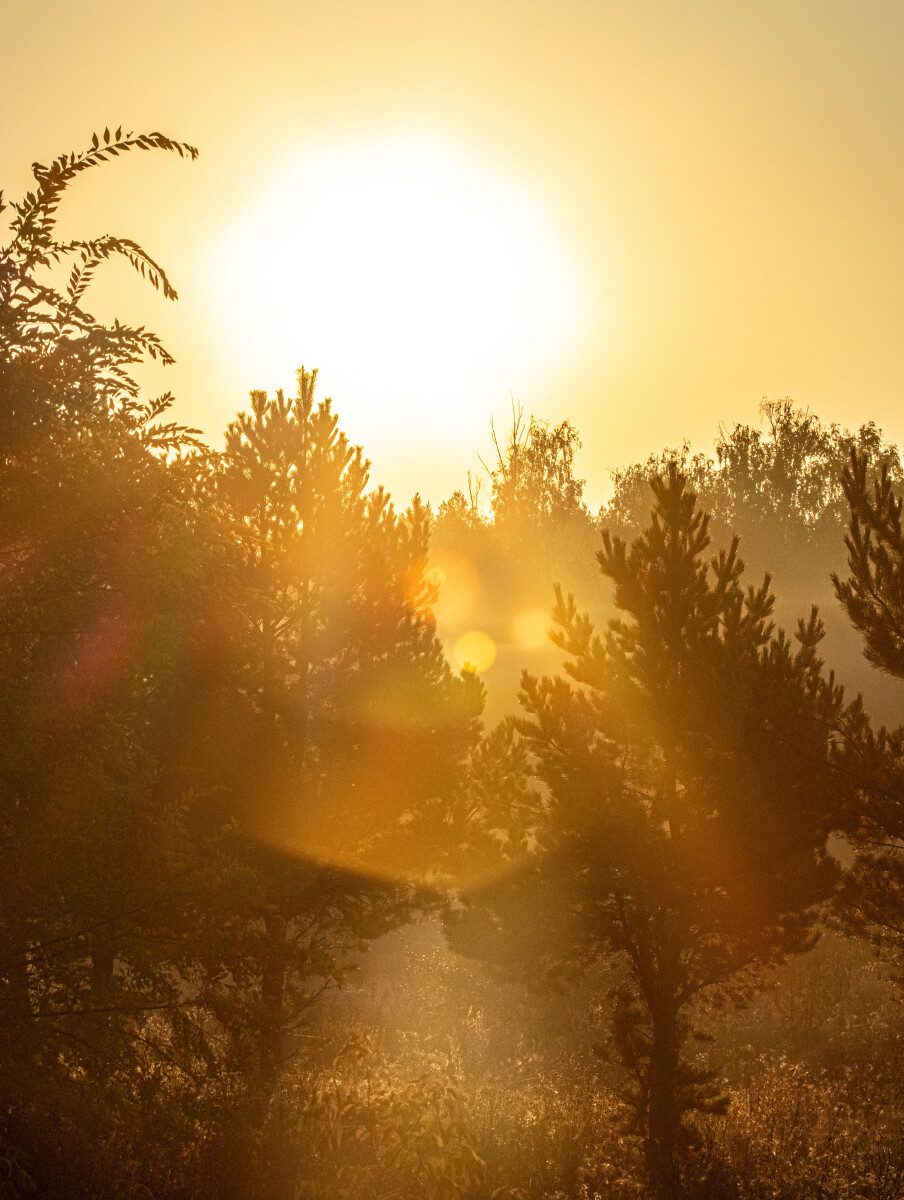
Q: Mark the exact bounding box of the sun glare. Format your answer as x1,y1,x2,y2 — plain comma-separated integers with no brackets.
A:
209,138,587,446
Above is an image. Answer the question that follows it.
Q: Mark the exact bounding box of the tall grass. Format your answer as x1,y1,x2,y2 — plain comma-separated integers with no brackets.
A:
687,1056,904,1199
291,928,904,1199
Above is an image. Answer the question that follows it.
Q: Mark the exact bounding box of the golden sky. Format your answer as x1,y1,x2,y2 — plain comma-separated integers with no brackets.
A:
4,0,902,510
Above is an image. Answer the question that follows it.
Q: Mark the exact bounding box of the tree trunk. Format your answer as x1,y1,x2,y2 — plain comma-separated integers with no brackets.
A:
645,1000,682,1199
255,908,294,1200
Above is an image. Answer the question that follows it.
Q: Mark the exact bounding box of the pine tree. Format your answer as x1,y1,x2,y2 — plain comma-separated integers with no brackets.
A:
174,370,483,1198
831,449,904,981
488,466,854,1196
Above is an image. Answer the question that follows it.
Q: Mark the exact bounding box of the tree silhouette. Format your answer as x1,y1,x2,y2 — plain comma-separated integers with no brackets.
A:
165,371,484,1198
834,449,904,679
463,466,856,1197
482,404,586,530
605,401,903,571
831,449,904,985
0,129,221,1195
604,400,904,725
0,126,200,447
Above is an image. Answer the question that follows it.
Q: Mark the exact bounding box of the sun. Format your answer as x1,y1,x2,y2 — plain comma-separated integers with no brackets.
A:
208,136,587,448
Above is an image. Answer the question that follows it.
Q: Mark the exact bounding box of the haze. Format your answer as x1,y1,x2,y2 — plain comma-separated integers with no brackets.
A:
3,0,902,507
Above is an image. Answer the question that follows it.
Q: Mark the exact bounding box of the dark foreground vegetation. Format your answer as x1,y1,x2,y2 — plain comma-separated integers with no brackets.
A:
3,131,904,1200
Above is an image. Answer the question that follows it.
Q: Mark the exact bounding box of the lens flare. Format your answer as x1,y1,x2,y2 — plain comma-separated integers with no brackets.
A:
512,606,551,650
453,630,496,673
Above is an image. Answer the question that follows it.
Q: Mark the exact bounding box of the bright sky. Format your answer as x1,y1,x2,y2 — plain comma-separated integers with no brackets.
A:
3,0,902,511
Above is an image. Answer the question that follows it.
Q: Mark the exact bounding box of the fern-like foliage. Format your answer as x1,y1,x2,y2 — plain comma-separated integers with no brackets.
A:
0,127,202,447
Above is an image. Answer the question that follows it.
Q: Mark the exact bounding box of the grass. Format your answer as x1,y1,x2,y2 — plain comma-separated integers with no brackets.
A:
291,927,904,1199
